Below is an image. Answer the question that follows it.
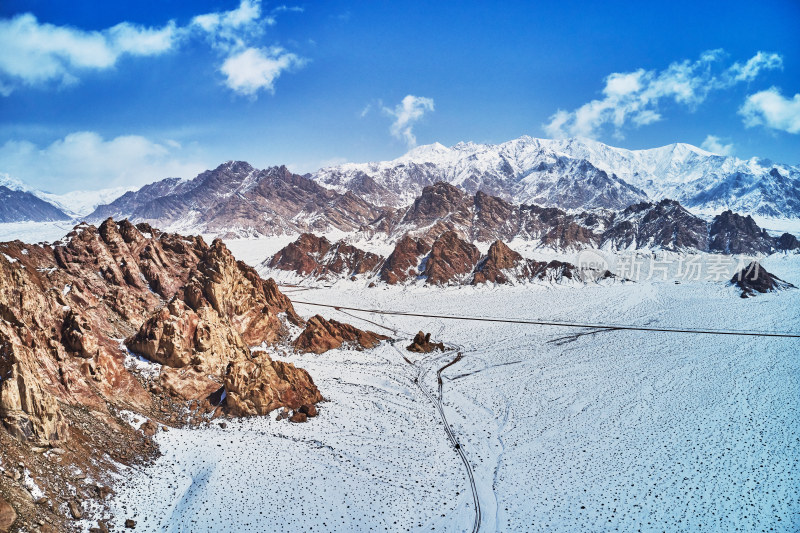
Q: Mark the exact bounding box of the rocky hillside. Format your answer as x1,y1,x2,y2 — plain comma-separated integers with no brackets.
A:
314,136,800,218
264,231,600,286
371,183,791,254
268,233,383,278
0,219,384,532
87,162,389,238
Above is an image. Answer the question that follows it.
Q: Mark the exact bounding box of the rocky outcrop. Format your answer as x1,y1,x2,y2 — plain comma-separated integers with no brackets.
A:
472,240,580,285
471,240,522,284
180,238,301,346
126,298,248,373
223,351,323,417
267,230,604,287
267,233,384,278
470,240,572,285
423,231,481,285
602,200,709,251
0,496,16,532
159,366,222,402
0,347,69,446
407,332,445,353
709,211,776,255
124,236,329,420
293,315,388,354
777,232,800,251
730,262,796,298
379,235,429,284
0,219,394,531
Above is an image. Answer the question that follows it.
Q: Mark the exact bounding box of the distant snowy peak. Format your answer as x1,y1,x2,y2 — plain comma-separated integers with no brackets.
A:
313,136,800,218
0,173,28,192
0,172,132,219
36,186,134,219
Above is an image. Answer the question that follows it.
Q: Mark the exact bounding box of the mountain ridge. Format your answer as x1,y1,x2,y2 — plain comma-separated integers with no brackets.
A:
313,136,800,217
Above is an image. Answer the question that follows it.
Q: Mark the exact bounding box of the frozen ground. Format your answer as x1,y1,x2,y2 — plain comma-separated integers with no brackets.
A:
0,221,75,243
102,252,800,532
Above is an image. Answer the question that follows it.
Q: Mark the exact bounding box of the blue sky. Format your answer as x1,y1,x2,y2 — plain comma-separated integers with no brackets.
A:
0,0,798,193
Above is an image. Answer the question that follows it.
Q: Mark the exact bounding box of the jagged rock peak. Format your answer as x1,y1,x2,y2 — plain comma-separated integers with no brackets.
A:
293,315,389,354
730,262,796,298
267,233,384,279
423,231,481,285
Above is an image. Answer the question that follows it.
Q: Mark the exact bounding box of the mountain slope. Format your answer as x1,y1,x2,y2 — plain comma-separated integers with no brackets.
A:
314,136,800,218
314,138,649,210
0,185,71,222
88,162,389,237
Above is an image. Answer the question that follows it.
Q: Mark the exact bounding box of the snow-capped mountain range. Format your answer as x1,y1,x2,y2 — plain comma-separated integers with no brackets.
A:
1,136,798,246
313,136,800,217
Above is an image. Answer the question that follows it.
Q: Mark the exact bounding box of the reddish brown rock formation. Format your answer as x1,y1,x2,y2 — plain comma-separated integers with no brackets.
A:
181,238,302,346
126,294,262,376
299,404,318,417
0,218,384,530
471,240,523,284
268,233,328,275
407,331,445,353
423,231,481,285
159,366,222,402
0,497,16,532
0,347,69,446
289,411,308,423
124,236,323,417
379,235,429,284
294,315,389,354
471,240,578,285
267,233,384,278
223,351,323,417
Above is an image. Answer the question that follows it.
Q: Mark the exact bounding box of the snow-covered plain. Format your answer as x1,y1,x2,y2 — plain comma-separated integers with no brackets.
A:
103,251,800,532
0,221,74,243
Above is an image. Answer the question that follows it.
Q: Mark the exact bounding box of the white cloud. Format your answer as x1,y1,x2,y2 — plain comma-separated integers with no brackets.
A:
0,132,208,193
0,0,305,97
383,95,435,147
728,51,783,82
271,6,305,14
189,0,307,97
220,47,304,96
700,135,735,156
0,13,177,92
191,0,264,50
544,50,784,139
739,87,800,134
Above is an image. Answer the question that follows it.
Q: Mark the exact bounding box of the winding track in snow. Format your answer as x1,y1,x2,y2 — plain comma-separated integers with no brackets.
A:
390,340,483,533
